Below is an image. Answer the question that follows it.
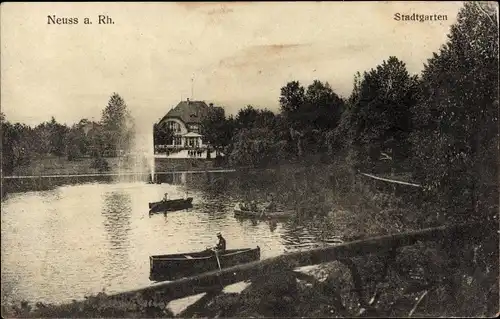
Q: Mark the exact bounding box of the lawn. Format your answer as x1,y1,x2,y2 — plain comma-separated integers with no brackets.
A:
10,156,122,176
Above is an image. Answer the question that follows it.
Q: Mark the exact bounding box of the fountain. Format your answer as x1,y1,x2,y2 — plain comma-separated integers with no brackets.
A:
137,128,156,184
107,126,156,184
148,124,156,184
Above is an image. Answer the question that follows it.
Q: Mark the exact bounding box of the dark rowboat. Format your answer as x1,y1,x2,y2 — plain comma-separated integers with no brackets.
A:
149,247,260,282
148,197,193,214
233,208,295,220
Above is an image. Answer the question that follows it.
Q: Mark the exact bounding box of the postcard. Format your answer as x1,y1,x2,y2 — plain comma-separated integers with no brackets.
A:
1,2,498,318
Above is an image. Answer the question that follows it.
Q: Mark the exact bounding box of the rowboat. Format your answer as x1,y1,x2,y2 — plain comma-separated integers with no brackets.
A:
233,208,295,220
148,197,193,214
149,247,261,282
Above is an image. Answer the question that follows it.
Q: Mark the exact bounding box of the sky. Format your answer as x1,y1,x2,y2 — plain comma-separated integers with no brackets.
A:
1,1,465,131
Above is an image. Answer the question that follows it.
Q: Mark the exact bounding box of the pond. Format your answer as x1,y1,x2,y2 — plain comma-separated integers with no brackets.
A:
1,171,342,308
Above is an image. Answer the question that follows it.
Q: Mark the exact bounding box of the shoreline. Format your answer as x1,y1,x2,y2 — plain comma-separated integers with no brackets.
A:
2,168,237,179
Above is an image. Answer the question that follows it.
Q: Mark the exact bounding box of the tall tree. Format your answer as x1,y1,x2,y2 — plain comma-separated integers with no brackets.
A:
279,81,305,117
304,80,345,155
1,113,15,174
304,80,344,131
88,124,106,157
65,124,89,160
200,106,234,154
101,93,135,154
234,105,260,130
2,121,33,173
333,73,363,153
410,2,499,222
254,109,276,129
279,80,345,156
31,122,51,155
47,116,69,157
229,127,287,168
153,123,174,146
348,56,419,170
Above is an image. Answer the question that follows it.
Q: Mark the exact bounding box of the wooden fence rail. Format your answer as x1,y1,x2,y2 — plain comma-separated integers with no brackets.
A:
358,172,422,188
89,221,491,307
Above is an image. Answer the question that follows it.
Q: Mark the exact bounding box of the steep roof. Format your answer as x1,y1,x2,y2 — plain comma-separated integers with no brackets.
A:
159,100,210,125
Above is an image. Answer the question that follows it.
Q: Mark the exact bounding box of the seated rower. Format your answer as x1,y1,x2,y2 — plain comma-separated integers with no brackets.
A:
240,202,248,211
163,192,169,202
214,232,226,252
264,196,276,212
250,200,258,211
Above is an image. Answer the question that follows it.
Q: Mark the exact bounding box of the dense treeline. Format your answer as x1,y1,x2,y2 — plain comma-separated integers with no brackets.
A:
1,93,134,175
0,3,497,317
2,3,497,222
201,3,498,223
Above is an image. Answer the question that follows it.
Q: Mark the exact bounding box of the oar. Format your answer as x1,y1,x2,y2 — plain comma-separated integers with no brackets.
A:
259,208,264,218
215,251,222,271
211,248,224,288
259,207,269,219
212,248,222,271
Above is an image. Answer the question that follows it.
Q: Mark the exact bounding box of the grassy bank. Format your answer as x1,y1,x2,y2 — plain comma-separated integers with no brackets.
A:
7,156,228,177
9,156,123,176
190,160,498,317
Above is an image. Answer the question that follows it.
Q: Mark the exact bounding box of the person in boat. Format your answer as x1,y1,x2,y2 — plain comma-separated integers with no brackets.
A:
163,193,169,202
259,196,275,218
184,192,188,200
250,200,258,211
235,200,247,211
264,195,276,212
237,201,248,211
214,232,226,252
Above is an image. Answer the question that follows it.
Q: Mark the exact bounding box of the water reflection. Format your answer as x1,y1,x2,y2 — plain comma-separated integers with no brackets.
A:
101,191,133,287
269,220,278,232
1,171,343,306
102,191,132,250
172,172,186,185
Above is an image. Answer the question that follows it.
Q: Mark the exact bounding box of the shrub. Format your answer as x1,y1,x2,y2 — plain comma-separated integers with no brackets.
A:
90,156,110,172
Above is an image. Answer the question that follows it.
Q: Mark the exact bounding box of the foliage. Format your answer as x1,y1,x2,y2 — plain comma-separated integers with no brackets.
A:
100,93,135,153
226,106,293,167
153,122,174,146
1,93,136,174
65,124,87,161
86,122,106,157
2,3,497,228
2,121,35,174
90,156,110,172
279,80,345,156
345,57,419,171
234,105,261,130
1,292,175,318
279,80,305,116
47,117,69,156
200,106,234,153
229,127,287,167
1,3,498,317
409,2,499,223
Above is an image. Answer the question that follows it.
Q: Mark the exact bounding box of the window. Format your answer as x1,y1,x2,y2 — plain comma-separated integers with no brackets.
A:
174,136,182,146
188,124,199,132
167,121,181,133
